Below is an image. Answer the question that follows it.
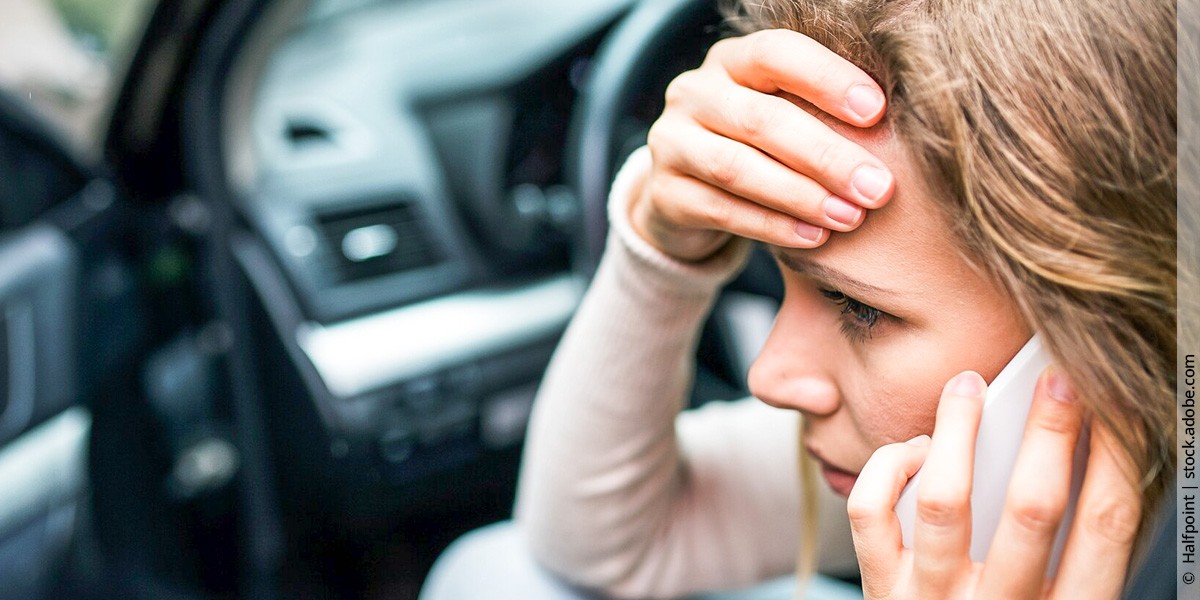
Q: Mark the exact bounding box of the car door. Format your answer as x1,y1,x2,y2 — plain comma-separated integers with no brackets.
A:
0,89,107,600
0,2,162,598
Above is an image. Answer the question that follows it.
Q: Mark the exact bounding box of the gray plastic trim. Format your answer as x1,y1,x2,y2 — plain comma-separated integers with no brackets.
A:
0,225,78,443
297,274,583,398
1,302,35,442
0,407,89,537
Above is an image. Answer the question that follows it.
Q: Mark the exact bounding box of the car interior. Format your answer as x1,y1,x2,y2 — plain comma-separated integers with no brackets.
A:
0,0,789,597
3,0,1181,598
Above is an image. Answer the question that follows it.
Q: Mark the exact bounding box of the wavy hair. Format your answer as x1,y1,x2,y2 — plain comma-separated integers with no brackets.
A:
728,0,1177,554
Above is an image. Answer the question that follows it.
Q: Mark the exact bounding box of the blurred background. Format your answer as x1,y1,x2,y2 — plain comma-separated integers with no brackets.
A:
0,0,781,598
0,0,152,151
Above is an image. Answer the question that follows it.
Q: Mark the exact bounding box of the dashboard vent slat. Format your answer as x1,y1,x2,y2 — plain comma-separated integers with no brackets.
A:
315,202,443,283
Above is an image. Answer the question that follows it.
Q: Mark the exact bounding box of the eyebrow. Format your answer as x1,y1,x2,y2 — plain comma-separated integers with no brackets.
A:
769,248,896,298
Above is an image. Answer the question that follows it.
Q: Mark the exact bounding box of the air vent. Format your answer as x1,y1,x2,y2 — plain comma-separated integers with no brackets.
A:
285,119,332,148
315,202,443,283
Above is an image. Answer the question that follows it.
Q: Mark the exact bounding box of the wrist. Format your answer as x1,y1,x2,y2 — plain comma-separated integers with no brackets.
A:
606,146,752,295
627,169,733,264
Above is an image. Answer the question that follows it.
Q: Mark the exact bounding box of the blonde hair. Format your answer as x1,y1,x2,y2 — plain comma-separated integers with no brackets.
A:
729,0,1177,565
796,425,820,588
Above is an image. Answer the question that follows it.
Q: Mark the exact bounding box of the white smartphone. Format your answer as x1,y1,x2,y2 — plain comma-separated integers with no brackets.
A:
894,335,1088,575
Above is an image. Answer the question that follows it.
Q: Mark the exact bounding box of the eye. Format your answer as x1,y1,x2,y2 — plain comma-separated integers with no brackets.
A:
819,288,884,341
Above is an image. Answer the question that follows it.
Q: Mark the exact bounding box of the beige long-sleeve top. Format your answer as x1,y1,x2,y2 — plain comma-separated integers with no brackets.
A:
514,147,858,599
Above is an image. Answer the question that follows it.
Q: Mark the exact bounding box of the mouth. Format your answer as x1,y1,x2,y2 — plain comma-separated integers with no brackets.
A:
805,445,859,497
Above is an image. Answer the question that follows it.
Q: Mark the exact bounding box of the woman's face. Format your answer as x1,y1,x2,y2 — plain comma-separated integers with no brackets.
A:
747,123,1030,497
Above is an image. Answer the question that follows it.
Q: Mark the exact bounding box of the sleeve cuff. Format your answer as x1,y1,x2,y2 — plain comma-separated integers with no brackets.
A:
605,146,752,297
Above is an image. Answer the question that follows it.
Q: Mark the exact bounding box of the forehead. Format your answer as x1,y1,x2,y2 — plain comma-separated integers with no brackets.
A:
799,103,957,259
824,127,939,253
794,119,985,306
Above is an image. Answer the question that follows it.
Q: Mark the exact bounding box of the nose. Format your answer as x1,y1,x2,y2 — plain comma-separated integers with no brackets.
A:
747,319,841,416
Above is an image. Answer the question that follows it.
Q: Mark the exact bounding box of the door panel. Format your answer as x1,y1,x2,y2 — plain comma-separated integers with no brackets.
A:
0,90,92,600
0,226,89,598
0,224,78,445
0,407,89,598
0,223,85,547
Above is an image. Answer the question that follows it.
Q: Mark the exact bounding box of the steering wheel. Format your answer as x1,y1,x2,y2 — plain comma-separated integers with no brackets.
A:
567,0,723,275
568,0,783,301
566,0,784,403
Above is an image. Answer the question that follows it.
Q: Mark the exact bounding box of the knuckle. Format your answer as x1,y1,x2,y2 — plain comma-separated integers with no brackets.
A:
644,175,666,205
844,444,910,527
916,487,970,527
1032,401,1083,437
1080,499,1141,545
705,37,736,63
745,30,782,67
663,78,684,107
734,104,766,138
664,71,696,106
648,178,682,221
757,210,781,240
846,497,880,530
737,97,783,139
811,141,845,175
1009,495,1068,536
645,119,670,152
707,146,745,188
701,194,737,229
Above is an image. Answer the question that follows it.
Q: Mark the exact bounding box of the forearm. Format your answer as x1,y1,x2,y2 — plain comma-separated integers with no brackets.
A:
516,148,795,597
514,243,720,594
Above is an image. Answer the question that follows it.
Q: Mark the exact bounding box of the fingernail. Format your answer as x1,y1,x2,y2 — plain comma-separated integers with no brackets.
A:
851,165,892,203
906,434,931,447
1047,367,1075,402
794,221,825,242
823,196,863,226
846,84,884,121
949,371,986,397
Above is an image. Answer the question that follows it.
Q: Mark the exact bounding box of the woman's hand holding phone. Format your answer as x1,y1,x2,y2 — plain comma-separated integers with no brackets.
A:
630,29,896,262
848,369,1143,599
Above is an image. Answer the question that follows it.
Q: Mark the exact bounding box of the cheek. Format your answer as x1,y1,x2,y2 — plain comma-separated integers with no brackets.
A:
842,319,1028,453
842,346,946,448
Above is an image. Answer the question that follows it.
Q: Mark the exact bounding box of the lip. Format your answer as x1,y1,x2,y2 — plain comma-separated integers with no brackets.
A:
805,445,860,497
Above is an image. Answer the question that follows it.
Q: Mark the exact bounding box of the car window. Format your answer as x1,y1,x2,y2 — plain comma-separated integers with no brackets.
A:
0,0,156,154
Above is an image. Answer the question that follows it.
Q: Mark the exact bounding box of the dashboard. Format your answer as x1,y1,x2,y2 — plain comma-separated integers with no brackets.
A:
248,0,635,322
235,0,686,482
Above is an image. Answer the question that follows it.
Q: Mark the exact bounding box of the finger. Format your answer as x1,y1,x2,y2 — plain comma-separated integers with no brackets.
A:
1050,424,1143,599
669,71,894,209
706,29,887,127
913,371,986,594
652,117,866,232
646,170,828,248
977,366,1084,599
847,436,932,596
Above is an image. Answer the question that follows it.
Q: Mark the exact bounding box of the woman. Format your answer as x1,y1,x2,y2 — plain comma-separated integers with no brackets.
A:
425,0,1176,598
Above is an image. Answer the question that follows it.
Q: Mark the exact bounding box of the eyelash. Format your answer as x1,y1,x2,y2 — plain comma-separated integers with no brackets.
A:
819,288,884,342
